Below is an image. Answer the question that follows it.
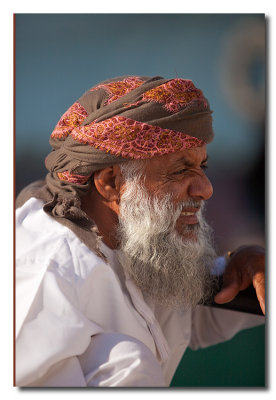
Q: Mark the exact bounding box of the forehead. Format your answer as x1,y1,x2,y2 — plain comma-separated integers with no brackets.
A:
144,145,208,173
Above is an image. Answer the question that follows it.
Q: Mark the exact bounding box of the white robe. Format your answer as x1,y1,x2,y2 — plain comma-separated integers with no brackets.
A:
15,198,264,387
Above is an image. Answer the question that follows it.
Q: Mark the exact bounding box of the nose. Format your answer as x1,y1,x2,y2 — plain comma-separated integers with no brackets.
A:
188,174,213,201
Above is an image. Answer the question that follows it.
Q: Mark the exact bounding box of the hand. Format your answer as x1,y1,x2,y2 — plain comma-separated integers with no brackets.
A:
214,245,265,315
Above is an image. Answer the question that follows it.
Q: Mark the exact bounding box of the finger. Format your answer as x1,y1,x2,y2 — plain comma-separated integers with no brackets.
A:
214,264,243,304
252,272,265,315
214,281,241,304
258,296,265,315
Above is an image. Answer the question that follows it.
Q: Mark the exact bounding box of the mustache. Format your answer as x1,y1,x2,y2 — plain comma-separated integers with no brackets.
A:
173,199,204,219
178,199,203,209
151,195,204,213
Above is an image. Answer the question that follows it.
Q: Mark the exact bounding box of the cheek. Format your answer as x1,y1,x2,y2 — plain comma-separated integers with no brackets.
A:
143,174,190,204
158,180,190,204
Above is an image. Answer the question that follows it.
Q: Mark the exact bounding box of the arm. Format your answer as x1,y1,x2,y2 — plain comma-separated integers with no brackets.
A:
25,333,166,387
78,332,166,387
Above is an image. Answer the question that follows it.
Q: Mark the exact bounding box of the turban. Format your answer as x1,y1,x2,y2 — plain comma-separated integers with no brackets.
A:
16,75,214,256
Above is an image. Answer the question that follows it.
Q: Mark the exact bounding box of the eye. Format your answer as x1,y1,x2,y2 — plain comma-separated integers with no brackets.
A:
201,164,208,171
173,168,188,176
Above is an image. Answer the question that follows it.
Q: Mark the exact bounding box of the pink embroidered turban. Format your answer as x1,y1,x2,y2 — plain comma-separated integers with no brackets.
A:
46,75,214,188
17,75,214,254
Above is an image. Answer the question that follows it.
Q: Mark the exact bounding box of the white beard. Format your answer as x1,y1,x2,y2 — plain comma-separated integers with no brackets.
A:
116,175,218,310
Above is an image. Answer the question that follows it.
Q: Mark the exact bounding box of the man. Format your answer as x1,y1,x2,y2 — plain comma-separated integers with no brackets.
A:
16,75,265,387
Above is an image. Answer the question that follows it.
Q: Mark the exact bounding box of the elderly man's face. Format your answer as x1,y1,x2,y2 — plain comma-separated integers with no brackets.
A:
138,144,213,239
117,144,217,308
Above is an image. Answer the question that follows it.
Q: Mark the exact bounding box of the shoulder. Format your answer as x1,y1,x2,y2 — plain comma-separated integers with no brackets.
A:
16,197,106,274
16,198,118,334
16,198,116,312
16,197,79,259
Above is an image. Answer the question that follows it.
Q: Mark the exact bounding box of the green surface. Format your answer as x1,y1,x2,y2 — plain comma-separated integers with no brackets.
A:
171,325,265,387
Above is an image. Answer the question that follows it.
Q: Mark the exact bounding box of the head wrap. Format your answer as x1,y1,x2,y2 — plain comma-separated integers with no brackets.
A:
16,75,214,257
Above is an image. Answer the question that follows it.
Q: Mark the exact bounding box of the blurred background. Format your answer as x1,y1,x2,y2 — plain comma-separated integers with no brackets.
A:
15,14,266,387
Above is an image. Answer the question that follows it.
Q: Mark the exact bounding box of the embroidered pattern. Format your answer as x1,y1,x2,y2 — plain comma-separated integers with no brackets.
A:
51,102,88,140
90,77,144,105
71,115,204,159
57,171,91,184
142,79,208,113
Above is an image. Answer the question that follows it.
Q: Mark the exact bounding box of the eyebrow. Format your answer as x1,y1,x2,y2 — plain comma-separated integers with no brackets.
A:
174,155,209,167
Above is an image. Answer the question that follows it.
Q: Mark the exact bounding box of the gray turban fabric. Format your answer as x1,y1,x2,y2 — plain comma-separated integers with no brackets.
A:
16,75,214,257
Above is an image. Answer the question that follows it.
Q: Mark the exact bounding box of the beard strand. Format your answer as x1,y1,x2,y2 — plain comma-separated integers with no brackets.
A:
116,176,218,310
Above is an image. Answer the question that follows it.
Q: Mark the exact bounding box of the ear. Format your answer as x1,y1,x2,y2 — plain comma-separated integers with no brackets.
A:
93,165,123,202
